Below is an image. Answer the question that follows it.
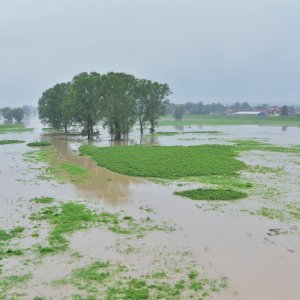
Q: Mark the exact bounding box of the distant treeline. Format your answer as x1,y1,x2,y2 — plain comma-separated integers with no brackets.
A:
0,106,36,122
38,72,171,139
166,101,296,119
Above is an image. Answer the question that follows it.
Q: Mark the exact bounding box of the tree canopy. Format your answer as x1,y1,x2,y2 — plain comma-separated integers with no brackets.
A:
38,71,171,140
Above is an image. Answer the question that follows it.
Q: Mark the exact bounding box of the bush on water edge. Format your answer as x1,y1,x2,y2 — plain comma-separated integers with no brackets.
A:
79,145,246,179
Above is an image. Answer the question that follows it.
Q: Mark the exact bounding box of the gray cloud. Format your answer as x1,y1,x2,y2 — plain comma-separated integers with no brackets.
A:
0,0,299,106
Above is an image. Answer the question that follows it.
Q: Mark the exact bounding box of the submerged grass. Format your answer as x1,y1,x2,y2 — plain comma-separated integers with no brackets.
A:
31,202,174,255
257,203,300,222
27,141,52,147
0,140,24,145
32,197,54,204
175,188,247,201
159,114,300,126
57,260,227,299
0,124,33,134
0,274,31,298
80,145,246,179
155,131,221,136
0,227,25,270
24,147,91,182
230,139,300,154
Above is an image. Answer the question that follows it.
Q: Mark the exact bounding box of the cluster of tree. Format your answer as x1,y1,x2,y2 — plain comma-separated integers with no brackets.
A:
38,72,171,139
0,107,25,122
0,105,36,122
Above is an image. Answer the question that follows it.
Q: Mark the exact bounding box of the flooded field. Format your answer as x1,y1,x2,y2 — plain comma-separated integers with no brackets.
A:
1,119,300,299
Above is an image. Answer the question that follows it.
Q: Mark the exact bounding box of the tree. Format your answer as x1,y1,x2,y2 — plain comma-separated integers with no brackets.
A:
145,82,171,133
134,79,152,135
102,72,137,140
70,72,103,139
2,107,13,121
173,105,185,120
38,82,72,132
281,105,288,116
12,108,24,122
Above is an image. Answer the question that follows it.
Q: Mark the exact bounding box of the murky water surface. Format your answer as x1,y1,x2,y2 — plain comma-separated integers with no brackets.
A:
1,119,300,299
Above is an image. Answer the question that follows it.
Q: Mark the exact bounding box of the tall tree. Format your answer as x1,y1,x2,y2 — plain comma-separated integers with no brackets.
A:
38,82,72,132
145,82,171,133
12,108,24,122
70,72,103,139
102,72,137,140
2,107,13,121
134,79,152,135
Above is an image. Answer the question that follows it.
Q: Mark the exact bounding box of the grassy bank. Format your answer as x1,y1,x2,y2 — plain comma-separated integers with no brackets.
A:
80,145,246,179
0,124,33,133
159,114,300,126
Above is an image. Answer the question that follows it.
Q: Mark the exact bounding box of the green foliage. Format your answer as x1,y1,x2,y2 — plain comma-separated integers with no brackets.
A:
32,197,54,204
102,72,138,140
80,144,246,179
27,141,52,147
175,188,247,200
38,72,172,139
38,82,73,132
12,107,24,122
0,140,24,145
70,72,103,139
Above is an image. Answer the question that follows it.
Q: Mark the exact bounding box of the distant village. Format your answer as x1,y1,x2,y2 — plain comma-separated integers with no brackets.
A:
167,102,300,118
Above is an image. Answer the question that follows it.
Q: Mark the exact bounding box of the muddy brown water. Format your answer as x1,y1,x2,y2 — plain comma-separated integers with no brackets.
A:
1,119,300,299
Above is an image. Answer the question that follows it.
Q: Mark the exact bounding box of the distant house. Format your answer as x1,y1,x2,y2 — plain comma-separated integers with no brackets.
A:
234,111,267,117
267,106,281,116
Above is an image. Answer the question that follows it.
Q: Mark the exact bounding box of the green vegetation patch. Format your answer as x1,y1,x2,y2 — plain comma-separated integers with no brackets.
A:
32,197,54,204
257,207,285,221
80,145,246,179
0,139,25,145
256,203,300,222
27,141,52,147
229,139,300,154
155,131,221,136
0,226,24,242
0,124,33,134
24,148,91,183
159,114,300,126
184,175,253,190
56,261,227,299
0,227,25,269
31,203,99,254
175,188,247,201
31,202,174,255
0,274,31,298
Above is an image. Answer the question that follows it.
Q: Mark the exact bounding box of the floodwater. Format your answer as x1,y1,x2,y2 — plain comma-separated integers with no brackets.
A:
1,118,300,299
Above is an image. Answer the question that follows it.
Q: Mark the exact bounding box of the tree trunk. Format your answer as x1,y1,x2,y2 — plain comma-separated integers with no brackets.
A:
150,120,155,133
64,122,68,133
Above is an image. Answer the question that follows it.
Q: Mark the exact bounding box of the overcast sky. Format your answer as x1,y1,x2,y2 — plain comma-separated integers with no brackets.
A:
1,0,300,107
